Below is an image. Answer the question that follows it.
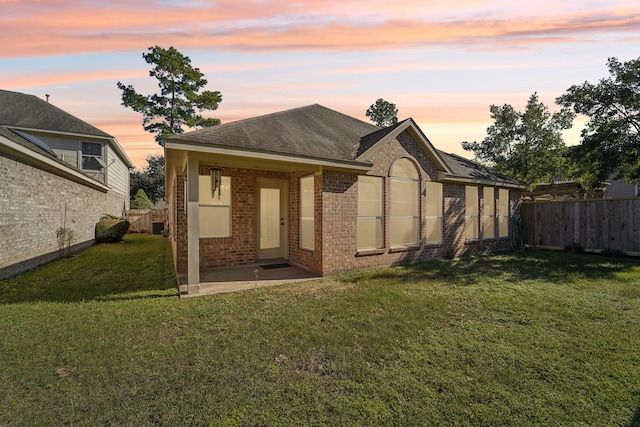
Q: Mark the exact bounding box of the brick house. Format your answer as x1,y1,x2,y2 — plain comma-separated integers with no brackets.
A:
165,104,524,295
0,89,133,279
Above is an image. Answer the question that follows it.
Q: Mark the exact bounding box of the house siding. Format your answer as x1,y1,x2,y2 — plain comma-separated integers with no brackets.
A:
106,145,130,201
0,150,126,279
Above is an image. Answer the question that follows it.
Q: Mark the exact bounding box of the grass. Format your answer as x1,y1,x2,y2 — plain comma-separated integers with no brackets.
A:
1,235,639,426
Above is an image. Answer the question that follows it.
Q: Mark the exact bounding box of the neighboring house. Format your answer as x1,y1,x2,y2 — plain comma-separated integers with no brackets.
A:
0,89,134,279
165,104,525,295
523,181,606,200
604,179,638,198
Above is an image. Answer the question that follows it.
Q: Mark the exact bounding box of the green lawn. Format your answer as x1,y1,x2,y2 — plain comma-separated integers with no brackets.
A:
1,234,639,426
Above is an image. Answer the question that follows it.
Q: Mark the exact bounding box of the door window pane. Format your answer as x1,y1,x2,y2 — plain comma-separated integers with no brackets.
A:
260,188,280,249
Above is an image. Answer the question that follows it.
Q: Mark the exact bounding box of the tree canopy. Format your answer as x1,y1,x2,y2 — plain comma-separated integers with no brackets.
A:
130,154,165,205
117,46,222,145
366,98,398,127
130,189,154,210
556,56,640,188
462,93,575,189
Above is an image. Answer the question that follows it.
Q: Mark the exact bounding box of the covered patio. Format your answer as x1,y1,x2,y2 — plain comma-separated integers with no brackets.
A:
178,260,321,297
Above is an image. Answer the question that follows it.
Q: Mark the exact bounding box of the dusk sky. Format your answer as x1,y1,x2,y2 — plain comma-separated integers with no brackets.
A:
2,0,639,168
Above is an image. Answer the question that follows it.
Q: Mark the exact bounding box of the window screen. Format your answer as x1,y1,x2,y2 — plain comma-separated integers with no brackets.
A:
357,175,383,249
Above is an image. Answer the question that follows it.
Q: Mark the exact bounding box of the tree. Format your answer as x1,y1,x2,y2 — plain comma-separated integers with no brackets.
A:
462,93,575,189
117,46,222,146
130,189,154,210
130,154,165,204
366,98,398,127
556,56,640,189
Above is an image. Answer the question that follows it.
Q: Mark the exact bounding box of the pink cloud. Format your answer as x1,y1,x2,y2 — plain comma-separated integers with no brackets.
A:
1,1,638,58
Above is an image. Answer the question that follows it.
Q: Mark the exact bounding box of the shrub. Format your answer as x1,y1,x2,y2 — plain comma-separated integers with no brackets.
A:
130,189,153,210
95,218,130,243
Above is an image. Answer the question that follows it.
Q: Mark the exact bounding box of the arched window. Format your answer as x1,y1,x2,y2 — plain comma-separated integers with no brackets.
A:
390,158,420,246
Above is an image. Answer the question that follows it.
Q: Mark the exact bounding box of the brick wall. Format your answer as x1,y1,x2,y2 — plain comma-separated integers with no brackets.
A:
319,130,519,275
169,131,521,279
196,165,290,270
289,171,323,275
0,151,127,279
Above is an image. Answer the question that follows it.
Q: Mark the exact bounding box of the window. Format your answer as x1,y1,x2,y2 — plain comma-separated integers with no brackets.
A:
300,175,314,251
82,142,103,170
483,187,495,239
424,182,443,244
465,186,479,240
199,175,231,238
498,189,509,237
390,158,419,247
357,175,383,250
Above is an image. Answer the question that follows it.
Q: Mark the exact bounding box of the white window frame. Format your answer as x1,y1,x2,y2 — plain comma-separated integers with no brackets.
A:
81,141,103,171
199,175,231,238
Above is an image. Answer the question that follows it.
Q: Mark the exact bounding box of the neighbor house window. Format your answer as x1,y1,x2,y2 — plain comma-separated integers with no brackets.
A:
82,142,103,170
465,186,479,240
300,175,314,251
390,158,419,247
198,175,231,238
498,189,509,237
424,181,443,244
483,187,495,239
357,175,383,250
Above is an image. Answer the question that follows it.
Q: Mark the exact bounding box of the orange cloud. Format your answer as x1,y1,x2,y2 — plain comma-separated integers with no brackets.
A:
1,1,638,58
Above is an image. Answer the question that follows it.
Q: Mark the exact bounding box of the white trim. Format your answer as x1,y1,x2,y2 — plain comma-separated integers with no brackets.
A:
356,119,453,174
0,134,111,192
165,141,372,172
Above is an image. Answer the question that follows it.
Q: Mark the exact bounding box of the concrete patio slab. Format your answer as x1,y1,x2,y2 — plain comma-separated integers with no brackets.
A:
179,261,321,297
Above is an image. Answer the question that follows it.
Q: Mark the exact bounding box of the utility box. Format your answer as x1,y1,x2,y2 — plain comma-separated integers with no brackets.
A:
152,221,164,235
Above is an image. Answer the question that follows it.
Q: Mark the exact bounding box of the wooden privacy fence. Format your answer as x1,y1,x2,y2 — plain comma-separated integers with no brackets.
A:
521,198,640,254
127,209,169,234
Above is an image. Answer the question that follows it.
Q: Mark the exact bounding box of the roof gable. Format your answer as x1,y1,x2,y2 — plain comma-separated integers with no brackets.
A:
356,118,452,174
167,103,523,188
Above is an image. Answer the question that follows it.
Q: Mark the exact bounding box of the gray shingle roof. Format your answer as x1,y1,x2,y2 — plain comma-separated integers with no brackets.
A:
0,89,112,138
168,104,380,163
437,151,523,186
169,103,522,187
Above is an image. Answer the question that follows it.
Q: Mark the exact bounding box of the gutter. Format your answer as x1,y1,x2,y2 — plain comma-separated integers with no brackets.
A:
0,135,111,192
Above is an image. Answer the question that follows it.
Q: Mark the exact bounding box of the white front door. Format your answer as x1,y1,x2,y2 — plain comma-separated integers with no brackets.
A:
256,179,288,260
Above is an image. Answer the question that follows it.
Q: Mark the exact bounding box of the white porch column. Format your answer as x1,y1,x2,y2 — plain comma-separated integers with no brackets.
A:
187,157,200,294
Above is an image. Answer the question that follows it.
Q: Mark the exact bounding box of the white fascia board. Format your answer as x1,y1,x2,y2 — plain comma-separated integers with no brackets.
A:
0,135,111,192
356,119,452,174
164,141,372,172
